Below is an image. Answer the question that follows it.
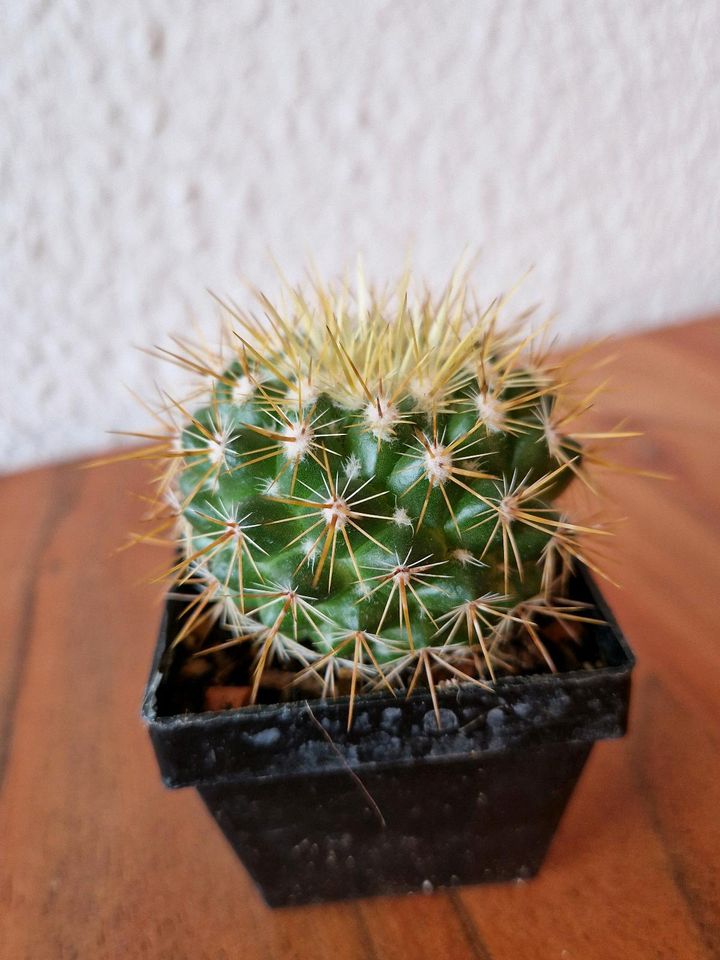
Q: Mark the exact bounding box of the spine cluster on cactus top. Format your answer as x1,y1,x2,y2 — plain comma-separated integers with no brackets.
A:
131,265,634,717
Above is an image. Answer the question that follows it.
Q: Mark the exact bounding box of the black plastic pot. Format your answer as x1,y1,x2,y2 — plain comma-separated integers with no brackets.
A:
142,566,634,906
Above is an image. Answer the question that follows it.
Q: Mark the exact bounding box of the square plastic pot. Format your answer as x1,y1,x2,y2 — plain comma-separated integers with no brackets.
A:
142,566,634,907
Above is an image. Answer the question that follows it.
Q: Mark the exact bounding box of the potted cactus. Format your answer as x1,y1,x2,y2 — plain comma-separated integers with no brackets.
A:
139,266,635,906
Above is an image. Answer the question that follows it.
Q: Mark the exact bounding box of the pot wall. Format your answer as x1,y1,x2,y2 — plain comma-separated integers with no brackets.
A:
199,742,592,905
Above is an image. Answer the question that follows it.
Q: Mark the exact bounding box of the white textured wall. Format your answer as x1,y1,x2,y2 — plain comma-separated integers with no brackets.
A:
2,0,719,472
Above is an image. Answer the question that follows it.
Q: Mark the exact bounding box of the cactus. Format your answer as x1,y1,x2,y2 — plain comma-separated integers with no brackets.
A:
141,267,626,717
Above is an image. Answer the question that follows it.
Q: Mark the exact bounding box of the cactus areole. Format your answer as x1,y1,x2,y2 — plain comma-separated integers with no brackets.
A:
140,267,635,904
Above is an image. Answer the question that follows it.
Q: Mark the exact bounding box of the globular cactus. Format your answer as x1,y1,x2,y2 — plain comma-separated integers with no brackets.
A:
145,267,617,714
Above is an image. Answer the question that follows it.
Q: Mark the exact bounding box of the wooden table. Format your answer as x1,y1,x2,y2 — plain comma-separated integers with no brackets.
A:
1,318,719,960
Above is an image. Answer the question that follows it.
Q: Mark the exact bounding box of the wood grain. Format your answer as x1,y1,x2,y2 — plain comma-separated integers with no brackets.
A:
1,318,718,960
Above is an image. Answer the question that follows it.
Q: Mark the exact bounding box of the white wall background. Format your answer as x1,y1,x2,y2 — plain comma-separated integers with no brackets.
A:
2,0,719,472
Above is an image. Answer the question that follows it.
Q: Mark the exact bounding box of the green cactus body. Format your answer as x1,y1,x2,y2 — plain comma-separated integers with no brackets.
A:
152,271,601,703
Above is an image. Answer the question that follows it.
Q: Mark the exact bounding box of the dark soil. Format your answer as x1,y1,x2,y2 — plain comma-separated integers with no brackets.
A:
155,585,610,719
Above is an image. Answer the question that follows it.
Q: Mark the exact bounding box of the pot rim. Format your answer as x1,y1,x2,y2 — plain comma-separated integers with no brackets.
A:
142,564,634,728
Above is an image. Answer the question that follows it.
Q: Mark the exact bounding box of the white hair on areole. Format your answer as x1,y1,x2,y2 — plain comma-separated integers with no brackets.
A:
363,395,398,440
232,374,257,404
423,441,452,485
281,421,314,461
475,391,505,432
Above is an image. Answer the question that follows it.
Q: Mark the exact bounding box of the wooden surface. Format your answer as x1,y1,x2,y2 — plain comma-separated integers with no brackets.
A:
1,317,719,960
